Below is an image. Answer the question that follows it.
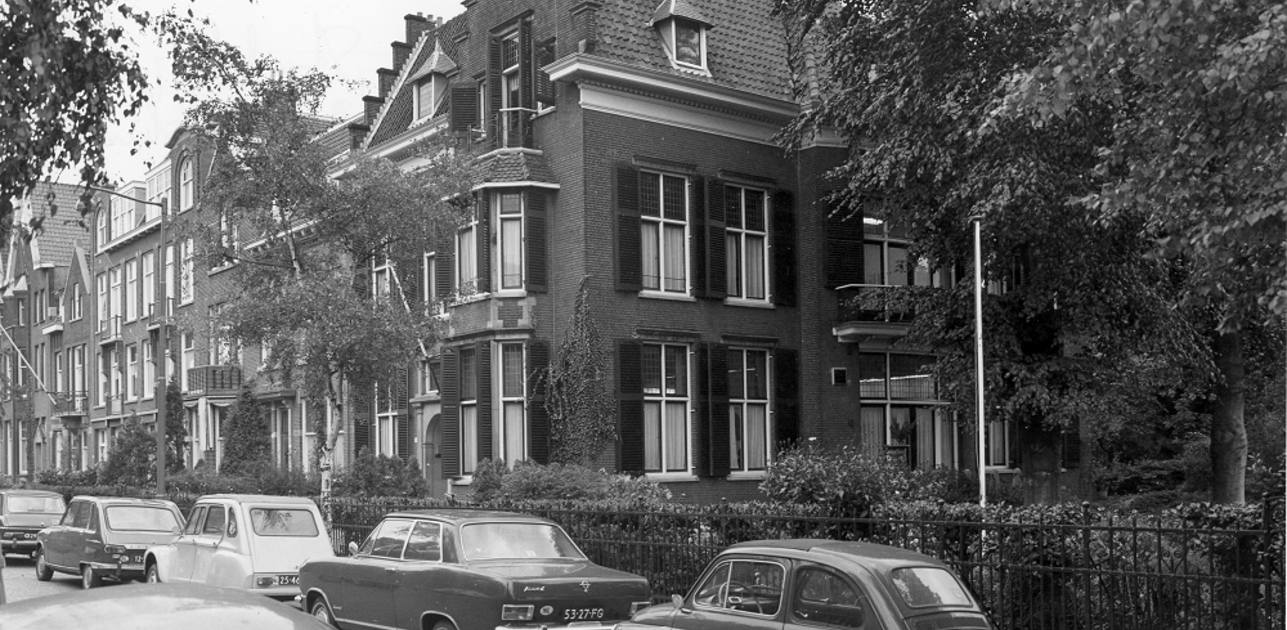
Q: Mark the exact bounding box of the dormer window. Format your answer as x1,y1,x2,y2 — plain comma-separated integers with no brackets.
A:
652,0,713,73
409,38,457,123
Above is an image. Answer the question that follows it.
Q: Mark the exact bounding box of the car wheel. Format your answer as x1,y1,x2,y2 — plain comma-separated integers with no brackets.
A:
146,563,161,584
310,597,337,627
34,548,53,581
432,620,458,630
81,565,102,589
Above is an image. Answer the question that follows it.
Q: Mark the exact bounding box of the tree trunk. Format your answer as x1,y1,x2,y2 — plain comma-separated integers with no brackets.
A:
1211,331,1248,504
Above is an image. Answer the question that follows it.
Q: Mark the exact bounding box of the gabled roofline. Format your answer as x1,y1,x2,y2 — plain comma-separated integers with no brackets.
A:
364,28,437,151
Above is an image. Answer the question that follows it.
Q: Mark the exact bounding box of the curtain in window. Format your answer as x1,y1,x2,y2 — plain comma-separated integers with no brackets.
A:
746,234,765,299
462,406,478,473
642,223,660,290
936,410,956,468
663,224,685,291
860,405,884,459
458,227,477,288
501,218,522,288
863,242,883,285
644,401,661,470
915,406,935,469
728,406,744,470
665,401,686,471
726,233,742,297
504,402,524,464
746,403,767,469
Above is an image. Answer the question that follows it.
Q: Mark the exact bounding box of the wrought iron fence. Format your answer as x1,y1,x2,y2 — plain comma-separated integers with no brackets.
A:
314,497,1284,630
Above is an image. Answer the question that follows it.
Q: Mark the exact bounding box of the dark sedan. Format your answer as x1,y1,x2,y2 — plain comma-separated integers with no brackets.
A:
0,490,65,557
300,509,652,630
617,539,992,630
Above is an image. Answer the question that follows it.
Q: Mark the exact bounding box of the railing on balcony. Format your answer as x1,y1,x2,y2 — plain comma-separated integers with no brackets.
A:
187,365,243,396
98,314,121,342
836,285,930,326
50,391,89,417
496,108,535,149
106,394,123,416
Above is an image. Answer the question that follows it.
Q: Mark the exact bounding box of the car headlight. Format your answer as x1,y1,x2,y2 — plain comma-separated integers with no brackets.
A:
501,604,534,621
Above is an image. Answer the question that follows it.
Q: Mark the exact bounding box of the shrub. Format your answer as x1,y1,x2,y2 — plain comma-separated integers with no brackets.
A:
36,468,99,487
221,388,272,476
165,465,319,496
99,415,156,487
331,449,428,497
470,460,671,504
759,440,967,515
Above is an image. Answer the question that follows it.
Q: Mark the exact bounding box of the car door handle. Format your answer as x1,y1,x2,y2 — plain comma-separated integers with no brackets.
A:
384,567,398,572
87,539,100,544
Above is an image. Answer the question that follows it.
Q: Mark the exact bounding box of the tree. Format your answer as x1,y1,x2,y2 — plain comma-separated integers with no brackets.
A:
220,387,271,476
99,413,155,487
985,0,1286,503
539,278,616,466
160,23,480,499
775,0,1201,501
164,376,187,472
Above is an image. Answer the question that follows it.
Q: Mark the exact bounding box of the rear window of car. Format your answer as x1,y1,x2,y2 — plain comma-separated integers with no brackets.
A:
7,495,65,514
461,522,585,560
105,506,180,532
249,508,320,537
889,567,973,608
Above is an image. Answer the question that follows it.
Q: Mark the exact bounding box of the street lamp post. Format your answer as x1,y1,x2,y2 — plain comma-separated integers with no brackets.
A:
973,218,986,507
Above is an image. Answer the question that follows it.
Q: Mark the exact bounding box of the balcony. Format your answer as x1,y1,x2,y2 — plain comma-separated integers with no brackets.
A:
833,285,930,341
51,391,89,417
496,108,535,149
187,365,242,396
98,315,121,344
41,309,64,335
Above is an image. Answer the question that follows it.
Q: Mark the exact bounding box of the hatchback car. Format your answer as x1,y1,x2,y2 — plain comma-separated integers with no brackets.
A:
300,509,652,630
144,494,334,599
35,496,185,588
617,539,993,630
0,489,65,557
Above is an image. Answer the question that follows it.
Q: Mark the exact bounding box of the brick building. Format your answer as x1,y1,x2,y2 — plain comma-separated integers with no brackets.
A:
335,0,994,502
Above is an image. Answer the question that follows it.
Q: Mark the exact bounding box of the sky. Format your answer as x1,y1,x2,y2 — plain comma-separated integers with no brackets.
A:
102,0,465,183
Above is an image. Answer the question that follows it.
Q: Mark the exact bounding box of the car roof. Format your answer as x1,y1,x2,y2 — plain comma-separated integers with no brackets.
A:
70,495,177,508
725,539,952,571
383,508,554,525
196,494,319,506
0,489,63,497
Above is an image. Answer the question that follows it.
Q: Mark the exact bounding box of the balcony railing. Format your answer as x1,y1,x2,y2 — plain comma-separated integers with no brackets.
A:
837,284,928,324
98,315,121,342
187,365,242,396
51,391,89,417
495,108,535,149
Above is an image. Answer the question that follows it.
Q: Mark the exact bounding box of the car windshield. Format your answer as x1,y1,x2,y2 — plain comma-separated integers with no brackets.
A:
889,567,973,608
461,522,585,560
105,506,180,532
7,496,64,514
249,508,320,537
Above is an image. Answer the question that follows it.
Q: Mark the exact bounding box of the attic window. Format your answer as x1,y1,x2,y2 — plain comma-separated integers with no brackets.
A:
660,17,707,71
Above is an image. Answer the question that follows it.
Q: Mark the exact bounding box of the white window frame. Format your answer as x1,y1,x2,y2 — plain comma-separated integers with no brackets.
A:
372,255,393,302
857,352,958,470
126,344,138,401
181,332,194,392
459,347,478,475
109,266,121,331
500,31,522,146
494,191,524,292
456,215,478,295
661,18,709,73
374,381,397,458
728,347,771,476
497,342,525,466
642,342,692,477
142,340,155,400
141,251,155,317
71,282,82,321
423,253,439,314
725,185,769,303
179,239,194,305
124,258,138,323
179,158,194,211
639,171,690,297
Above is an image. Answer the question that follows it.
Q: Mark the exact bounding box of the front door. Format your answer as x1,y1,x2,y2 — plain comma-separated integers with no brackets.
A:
424,414,442,497
673,557,789,630
45,500,89,569
341,518,411,628
170,505,207,582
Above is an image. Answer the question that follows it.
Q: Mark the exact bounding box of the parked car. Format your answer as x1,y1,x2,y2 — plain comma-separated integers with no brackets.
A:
0,581,332,629
34,496,185,589
617,539,993,630
0,489,65,558
144,494,334,599
300,509,652,630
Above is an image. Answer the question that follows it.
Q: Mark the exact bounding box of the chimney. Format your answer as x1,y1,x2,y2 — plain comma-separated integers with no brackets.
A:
347,123,370,151
377,68,397,99
405,13,433,45
391,41,413,72
362,95,385,126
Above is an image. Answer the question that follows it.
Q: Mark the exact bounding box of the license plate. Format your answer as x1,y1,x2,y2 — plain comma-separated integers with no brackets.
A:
127,554,144,564
562,608,605,621
276,574,299,586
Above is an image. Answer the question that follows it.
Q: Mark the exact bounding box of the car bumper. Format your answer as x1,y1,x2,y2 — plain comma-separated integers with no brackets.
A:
86,561,147,581
498,623,621,630
0,537,39,553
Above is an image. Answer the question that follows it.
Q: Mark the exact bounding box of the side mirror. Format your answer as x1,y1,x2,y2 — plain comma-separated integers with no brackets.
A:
347,541,360,557
672,594,687,611
171,526,181,535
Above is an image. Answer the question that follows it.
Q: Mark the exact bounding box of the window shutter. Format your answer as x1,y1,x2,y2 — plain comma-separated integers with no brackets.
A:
440,350,459,477
353,262,370,301
487,36,502,148
526,190,547,293
616,340,644,474
614,164,642,292
436,250,454,303
476,340,493,462
519,19,535,146
526,339,550,464
351,381,372,456
690,175,706,297
772,190,797,306
449,85,478,133
535,38,556,106
396,414,410,461
400,256,422,308
475,194,491,294
395,366,410,460
824,198,865,289
697,343,730,477
705,179,727,299
773,348,800,447
1062,418,1082,468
